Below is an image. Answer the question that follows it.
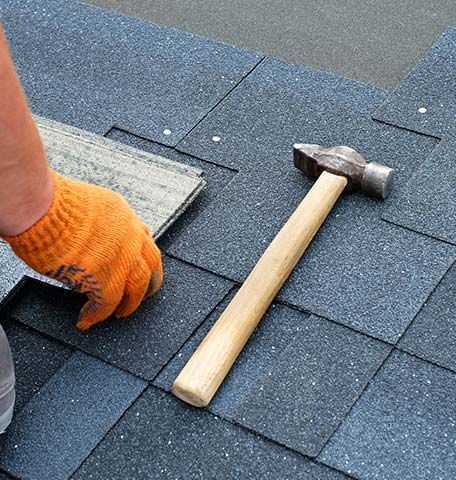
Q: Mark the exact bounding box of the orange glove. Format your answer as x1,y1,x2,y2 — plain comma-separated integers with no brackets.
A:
1,170,163,330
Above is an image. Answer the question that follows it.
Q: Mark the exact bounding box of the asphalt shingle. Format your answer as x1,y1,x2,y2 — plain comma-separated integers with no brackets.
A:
0,241,60,303
0,0,262,144
85,0,456,91
398,262,456,372
0,316,74,412
383,138,456,244
374,28,456,138
38,116,206,239
320,350,456,480
105,128,238,250
74,387,349,480
6,256,232,380
0,4,454,479
0,351,146,480
169,58,454,342
0,242,29,303
155,292,391,456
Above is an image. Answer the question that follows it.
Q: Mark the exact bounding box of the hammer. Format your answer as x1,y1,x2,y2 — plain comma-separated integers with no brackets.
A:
172,144,394,407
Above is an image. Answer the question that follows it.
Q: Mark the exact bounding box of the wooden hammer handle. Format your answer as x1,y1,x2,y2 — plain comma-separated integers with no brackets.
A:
172,171,348,407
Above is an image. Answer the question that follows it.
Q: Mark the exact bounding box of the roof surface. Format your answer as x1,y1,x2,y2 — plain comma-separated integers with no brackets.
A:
85,0,456,91
1,1,456,479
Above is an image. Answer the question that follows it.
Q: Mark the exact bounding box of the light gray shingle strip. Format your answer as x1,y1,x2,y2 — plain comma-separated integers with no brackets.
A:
105,128,238,250
37,116,205,239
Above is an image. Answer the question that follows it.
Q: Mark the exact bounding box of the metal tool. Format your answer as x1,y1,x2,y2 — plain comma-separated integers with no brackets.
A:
172,144,394,407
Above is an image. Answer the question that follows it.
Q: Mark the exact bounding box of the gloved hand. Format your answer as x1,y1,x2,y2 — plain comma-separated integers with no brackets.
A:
1,169,163,330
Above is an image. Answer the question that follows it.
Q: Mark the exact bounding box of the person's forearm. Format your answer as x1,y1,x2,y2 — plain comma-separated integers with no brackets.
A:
0,25,53,236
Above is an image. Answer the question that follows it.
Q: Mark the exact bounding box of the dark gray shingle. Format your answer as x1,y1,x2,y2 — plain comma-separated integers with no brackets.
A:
156,293,391,456
398,261,456,372
0,0,262,144
6,257,232,380
74,387,349,480
320,350,456,480
383,138,456,244
1,317,73,412
169,58,454,342
374,28,456,139
0,351,145,480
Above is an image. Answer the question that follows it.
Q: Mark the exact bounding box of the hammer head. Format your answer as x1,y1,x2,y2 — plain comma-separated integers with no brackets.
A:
293,144,394,199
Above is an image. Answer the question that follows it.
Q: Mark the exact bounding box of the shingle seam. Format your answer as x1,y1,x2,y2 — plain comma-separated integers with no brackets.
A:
150,284,238,384
382,215,456,246
274,299,396,346
0,467,18,480
312,460,359,480
371,117,443,142
174,55,268,150
103,126,240,174
394,345,456,377
165,252,241,284
0,277,28,311
148,382,357,480
318,347,395,459
0,316,77,418
70,381,149,479
391,257,455,342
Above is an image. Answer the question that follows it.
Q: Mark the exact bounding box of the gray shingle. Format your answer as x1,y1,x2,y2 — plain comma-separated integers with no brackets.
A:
383,138,456,244
155,293,312,412
235,315,391,457
84,0,456,91
7,257,232,380
0,241,61,303
0,351,146,480
0,242,29,302
176,59,393,170
374,28,456,138
1,317,74,412
398,262,456,372
0,0,262,143
320,350,456,480
155,293,391,456
37,116,205,239
105,128,238,250
73,387,349,480
169,58,454,342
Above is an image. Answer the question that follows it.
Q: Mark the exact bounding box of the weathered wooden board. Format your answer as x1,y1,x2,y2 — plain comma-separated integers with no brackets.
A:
36,116,206,238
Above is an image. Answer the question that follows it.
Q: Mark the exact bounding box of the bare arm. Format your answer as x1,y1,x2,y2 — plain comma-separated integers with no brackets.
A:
0,25,53,236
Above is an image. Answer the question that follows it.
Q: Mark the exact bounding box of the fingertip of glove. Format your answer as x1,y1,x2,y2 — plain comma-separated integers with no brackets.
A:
77,302,115,330
146,267,163,297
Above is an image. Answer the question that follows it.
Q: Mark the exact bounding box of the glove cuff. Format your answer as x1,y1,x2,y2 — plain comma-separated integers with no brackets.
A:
1,170,89,258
